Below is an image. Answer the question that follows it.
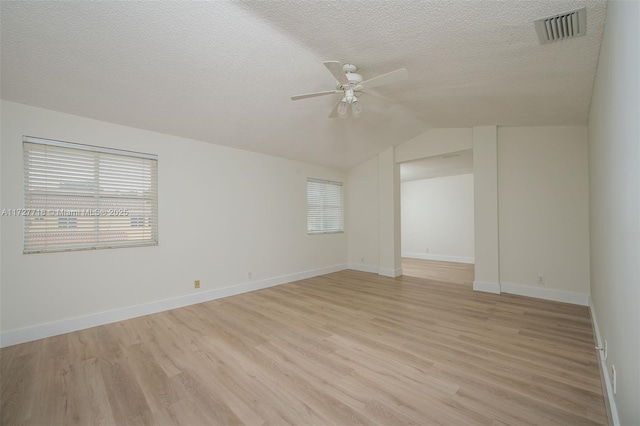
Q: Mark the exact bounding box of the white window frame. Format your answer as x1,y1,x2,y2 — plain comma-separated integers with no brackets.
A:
23,136,158,253
307,178,344,234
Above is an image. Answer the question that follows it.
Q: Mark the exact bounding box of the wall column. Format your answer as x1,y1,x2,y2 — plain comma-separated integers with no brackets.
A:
473,126,500,293
378,147,402,277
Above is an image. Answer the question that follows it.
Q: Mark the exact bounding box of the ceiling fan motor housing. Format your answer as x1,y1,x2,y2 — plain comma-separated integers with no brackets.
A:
336,64,363,89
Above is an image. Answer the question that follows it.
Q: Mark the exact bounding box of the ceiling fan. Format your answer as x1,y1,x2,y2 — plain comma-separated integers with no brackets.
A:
291,61,408,119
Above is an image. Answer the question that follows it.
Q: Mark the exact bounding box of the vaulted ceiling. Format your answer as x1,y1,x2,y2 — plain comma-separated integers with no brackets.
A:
0,1,606,170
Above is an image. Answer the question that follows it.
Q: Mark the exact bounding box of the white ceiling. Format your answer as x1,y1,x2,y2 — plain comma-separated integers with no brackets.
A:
0,1,606,170
401,149,474,182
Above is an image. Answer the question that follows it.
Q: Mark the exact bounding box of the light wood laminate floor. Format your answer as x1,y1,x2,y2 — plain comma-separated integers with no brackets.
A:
402,257,475,285
1,270,607,425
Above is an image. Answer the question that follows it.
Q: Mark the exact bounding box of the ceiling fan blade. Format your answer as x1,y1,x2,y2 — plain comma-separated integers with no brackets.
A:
323,61,350,86
291,90,341,101
359,68,408,90
359,90,395,105
328,99,341,118
359,91,395,110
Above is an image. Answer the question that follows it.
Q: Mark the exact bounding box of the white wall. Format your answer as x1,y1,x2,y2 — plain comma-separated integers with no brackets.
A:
378,147,402,277
348,125,592,305
401,174,474,263
0,101,347,345
346,156,379,273
0,102,3,337
588,1,640,424
473,126,500,293
498,126,590,303
347,128,473,275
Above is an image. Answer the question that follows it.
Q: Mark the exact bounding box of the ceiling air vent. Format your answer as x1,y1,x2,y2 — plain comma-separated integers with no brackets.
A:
534,7,586,44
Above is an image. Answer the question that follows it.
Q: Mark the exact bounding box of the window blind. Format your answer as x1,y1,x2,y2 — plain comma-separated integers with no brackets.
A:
307,178,343,234
23,136,158,253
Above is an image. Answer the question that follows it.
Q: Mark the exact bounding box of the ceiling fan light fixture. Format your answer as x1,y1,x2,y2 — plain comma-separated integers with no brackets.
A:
351,99,362,117
337,99,349,119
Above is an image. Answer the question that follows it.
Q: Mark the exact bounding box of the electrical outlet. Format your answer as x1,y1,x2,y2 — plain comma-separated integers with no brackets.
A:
604,340,608,361
194,280,200,289
360,256,364,262
248,272,253,279
537,274,545,285
425,248,429,253
612,365,617,394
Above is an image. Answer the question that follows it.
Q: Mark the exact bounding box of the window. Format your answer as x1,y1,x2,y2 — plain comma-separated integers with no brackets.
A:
57,217,78,229
23,136,158,253
307,178,343,234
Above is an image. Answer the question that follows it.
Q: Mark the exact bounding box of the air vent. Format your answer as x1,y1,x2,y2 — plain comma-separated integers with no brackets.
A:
534,7,586,44
442,153,460,159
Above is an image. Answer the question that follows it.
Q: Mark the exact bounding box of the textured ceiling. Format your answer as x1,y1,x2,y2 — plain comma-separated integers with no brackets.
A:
0,1,606,170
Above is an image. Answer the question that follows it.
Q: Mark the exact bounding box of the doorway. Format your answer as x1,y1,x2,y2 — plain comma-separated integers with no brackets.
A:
399,150,475,285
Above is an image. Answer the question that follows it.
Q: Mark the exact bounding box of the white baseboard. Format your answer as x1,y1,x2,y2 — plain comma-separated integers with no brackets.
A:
0,263,348,348
473,280,501,294
347,263,379,274
589,297,620,426
402,252,474,264
378,267,403,278
500,282,589,306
